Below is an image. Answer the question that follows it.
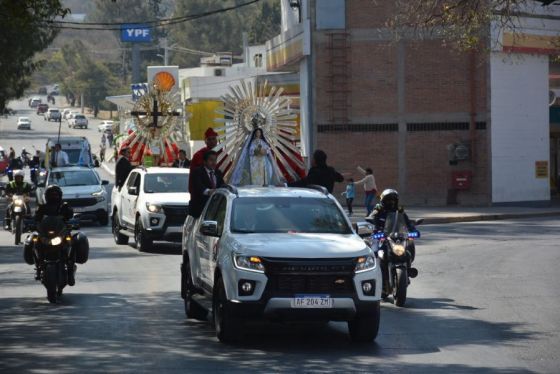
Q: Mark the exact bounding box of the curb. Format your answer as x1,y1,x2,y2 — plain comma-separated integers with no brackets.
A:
101,162,115,176
421,211,560,225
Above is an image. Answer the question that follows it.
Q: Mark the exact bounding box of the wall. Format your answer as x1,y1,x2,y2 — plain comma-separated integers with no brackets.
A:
490,53,550,203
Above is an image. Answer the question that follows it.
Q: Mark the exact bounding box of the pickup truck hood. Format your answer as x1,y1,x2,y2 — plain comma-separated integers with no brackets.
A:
61,185,104,196
143,192,190,205
229,233,370,259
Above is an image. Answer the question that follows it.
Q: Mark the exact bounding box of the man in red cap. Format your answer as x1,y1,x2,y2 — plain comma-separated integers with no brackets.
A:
190,127,218,170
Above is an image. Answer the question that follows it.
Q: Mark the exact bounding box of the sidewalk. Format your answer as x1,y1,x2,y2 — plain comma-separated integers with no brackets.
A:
347,205,560,224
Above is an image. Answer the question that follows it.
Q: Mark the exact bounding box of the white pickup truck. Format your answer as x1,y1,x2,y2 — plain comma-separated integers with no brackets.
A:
111,167,190,251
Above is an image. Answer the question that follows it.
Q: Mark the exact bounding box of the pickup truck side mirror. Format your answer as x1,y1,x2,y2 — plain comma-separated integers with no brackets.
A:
353,222,374,238
414,218,424,226
200,220,219,237
102,180,109,185
127,186,138,195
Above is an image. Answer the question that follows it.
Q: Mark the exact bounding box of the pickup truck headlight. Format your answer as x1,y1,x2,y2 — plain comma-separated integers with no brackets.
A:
234,255,265,273
355,255,376,273
146,203,162,213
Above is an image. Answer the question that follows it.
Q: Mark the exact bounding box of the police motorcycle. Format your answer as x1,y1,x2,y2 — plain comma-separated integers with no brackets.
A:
369,212,422,307
9,194,31,245
24,215,89,304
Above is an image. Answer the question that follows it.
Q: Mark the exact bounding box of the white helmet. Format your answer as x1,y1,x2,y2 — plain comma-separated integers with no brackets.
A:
14,170,25,178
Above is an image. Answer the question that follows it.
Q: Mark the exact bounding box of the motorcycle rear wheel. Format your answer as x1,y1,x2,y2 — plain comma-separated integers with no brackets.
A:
394,268,408,307
14,215,22,245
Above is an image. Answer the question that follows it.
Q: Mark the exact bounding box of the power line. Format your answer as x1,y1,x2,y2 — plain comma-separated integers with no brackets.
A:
38,0,260,31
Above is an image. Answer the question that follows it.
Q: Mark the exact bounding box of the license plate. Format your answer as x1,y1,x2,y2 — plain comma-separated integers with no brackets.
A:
73,207,84,212
291,295,333,308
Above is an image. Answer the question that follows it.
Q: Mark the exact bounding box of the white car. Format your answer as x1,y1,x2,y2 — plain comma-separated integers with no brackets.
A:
112,167,190,251
36,166,110,225
98,120,114,132
44,108,61,122
68,114,88,129
17,117,31,130
65,111,80,120
181,186,382,343
61,108,72,119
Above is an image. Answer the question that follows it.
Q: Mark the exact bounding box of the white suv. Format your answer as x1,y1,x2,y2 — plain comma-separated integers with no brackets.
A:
44,108,61,122
112,167,190,251
36,166,110,225
181,186,382,343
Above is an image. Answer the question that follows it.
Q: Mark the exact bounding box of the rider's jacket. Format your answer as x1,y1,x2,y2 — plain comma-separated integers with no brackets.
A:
367,204,415,233
6,181,31,195
35,203,74,223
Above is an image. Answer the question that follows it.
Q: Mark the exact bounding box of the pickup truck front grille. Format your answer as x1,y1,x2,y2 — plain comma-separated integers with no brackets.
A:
263,258,356,295
162,204,188,226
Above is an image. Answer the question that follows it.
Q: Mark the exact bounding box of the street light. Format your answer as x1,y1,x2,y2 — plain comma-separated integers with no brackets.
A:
289,0,302,23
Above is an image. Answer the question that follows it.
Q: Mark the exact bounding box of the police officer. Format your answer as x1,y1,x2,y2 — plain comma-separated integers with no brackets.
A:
4,170,31,230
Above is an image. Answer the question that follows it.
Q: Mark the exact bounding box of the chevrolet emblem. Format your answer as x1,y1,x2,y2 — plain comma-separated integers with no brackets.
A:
334,279,345,285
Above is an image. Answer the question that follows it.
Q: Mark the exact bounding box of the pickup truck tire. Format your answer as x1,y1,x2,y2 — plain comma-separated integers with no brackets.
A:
182,258,207,320
213,275,243,343
348,301,380,343
112,213,128,245
134,218,152,251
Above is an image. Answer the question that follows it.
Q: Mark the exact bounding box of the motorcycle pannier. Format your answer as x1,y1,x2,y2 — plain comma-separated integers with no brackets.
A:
23,235,34,265
72,232,89,264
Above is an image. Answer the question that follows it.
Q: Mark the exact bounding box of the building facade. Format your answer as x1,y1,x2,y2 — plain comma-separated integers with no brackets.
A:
270,0,560,206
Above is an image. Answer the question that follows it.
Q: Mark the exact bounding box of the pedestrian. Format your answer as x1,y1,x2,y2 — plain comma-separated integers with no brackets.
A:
355,166,378,216
189,151,224,219
99,143,106,163
190,128,219,170
341,178,355,215
101,133,107,148
115,147,133,190
107,132,114,148
289,149,344,193
172,149,190,168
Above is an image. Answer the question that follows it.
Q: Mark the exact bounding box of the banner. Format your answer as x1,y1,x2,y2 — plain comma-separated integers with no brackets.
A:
187,100,224,141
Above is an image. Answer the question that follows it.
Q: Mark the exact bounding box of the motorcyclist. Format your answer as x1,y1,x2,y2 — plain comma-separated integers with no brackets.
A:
21,148,31,165
7,153,24,181
366,189,419,298
4,170,32,230
34,185,76,284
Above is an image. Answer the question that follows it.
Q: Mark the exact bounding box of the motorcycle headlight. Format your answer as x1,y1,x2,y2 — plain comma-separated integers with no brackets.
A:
234,255,265,273
146,203,162,213
14,199,24,205
50,236,63,246
355,255,376,273
392,243,406,257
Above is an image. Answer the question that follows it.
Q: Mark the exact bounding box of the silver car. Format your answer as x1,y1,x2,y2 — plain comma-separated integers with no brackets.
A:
181,186,382,343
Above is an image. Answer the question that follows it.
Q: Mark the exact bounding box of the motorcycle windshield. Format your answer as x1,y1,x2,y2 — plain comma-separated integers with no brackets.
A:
37,216,66,237
383,212,408,236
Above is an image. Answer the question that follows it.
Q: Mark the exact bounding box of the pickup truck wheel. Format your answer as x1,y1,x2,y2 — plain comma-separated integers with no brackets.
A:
348,301,380,343
112,213,128,245
213,276,243,343
134,218,152,251
182,258,207,320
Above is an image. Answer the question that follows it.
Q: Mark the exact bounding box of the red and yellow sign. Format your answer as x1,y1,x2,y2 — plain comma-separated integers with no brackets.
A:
503,32,560,55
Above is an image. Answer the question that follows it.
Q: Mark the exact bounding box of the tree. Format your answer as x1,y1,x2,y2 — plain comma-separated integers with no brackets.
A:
0,0,68,111
390,0,559,50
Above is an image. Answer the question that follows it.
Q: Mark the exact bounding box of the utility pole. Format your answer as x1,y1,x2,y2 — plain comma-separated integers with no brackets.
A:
162,37,169,65
132,44,140,83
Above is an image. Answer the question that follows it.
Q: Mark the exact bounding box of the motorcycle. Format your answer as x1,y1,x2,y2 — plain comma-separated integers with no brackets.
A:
28,215,89,303
370,212,422,307
8,194,31,245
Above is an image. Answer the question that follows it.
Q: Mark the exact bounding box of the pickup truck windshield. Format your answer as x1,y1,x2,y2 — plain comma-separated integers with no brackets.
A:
144,173,189,193
49,170,99,187
231,197,351,234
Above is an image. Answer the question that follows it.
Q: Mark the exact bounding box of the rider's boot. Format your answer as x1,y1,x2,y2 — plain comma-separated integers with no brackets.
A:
67,263,76,286
4,217,11,230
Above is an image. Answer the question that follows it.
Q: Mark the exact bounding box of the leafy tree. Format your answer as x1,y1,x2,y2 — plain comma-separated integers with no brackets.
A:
0,0,68,111
390,0,559,50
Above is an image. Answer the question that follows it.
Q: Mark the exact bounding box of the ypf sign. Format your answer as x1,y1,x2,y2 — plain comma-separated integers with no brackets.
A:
121,24,152,43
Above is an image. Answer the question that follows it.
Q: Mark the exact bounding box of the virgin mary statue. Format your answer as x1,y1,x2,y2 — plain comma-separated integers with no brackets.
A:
229,128,283,186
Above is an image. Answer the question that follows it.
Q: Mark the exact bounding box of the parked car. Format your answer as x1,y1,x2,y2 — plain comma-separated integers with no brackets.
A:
44,108,61,122
68,114,88,129
17,117,32,130
97,120,114,132
180,186,382,343
36,166,109,225
36,103,49,115
112,167,190,251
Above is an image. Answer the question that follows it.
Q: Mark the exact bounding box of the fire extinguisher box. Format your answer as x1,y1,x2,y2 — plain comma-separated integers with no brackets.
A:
452,171,473,190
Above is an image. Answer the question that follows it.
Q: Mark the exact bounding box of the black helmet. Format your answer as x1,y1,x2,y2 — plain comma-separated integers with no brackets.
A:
380,189,399,211
45,185,63,204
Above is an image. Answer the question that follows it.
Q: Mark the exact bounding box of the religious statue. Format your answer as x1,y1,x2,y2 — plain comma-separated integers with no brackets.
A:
213,79,306,186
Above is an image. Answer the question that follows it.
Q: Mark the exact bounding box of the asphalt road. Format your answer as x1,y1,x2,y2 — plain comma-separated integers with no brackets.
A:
1,97,560,373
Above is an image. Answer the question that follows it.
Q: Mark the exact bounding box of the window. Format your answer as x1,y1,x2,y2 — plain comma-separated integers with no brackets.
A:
49,170,99,187
204,194,227,234
316,0,346,30
126,172,138,188
231,197,351,234
143,173,188,193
